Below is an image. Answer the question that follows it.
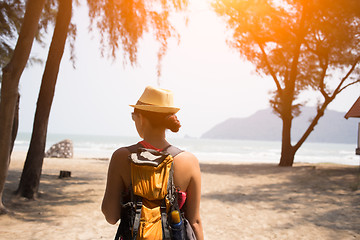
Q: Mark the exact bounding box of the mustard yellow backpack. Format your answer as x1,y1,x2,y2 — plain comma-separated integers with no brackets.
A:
114,144,194,240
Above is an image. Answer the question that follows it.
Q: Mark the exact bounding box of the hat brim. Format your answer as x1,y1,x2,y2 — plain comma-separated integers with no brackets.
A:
130,105,180,114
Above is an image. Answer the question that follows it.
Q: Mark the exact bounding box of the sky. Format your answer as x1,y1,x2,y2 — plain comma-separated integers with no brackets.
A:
17,0,360,138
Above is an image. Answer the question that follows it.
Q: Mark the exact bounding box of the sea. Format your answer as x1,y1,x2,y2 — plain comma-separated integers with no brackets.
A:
13,132,360,166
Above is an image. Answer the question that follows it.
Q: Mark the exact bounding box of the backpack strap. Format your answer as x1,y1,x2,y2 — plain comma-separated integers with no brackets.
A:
163,145,183,157
166,162,177,206
127,143,183,157
114,190,134,240
161,198,171,240
126,142,143,154
132,195,143,240
164,145,183,207
114,222,122,240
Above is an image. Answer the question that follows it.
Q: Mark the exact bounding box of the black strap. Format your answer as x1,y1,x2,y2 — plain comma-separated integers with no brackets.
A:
126,143,143,154
114,194,133,240
161,198,171,239
127,143,184,157
114,224,122,240
132,196,143,240
167,163,176,206
163,145,184,157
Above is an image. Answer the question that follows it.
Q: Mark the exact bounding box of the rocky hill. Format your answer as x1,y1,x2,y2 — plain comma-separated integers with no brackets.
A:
201,107,359,144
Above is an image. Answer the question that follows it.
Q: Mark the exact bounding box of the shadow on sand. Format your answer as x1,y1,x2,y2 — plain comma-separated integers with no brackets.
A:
3,168,102,222
200,163,360,233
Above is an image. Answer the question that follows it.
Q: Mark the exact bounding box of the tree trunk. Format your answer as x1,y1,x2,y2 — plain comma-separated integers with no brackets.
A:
16,0,72,199
10,95,20,155
279,106,296,166
0,0,46,214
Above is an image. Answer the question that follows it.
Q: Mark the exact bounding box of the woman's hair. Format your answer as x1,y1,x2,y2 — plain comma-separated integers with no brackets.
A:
134,109,181,132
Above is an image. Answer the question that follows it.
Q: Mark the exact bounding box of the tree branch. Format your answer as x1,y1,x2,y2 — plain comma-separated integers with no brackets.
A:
338,78,360,94
293,55,360,152
287,5,307,97
318,58,330,101
294,102,328,151
256,40,284,95
332,55,360,96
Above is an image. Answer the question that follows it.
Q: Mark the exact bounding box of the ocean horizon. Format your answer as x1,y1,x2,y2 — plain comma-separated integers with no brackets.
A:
13,132,360,166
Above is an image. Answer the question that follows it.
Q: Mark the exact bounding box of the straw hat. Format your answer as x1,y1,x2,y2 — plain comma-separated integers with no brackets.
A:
130,86,180,113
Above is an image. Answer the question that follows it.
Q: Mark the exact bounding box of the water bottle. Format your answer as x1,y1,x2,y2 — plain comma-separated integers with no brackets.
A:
170,210,184,240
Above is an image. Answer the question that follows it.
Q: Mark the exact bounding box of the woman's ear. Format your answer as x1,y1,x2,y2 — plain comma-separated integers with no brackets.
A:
138,113,145,126
139,113,150,129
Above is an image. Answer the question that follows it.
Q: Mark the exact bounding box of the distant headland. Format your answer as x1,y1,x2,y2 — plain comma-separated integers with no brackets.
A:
202,107,359,144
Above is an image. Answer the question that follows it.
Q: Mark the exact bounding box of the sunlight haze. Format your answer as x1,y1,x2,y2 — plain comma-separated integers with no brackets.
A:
17,0,359,138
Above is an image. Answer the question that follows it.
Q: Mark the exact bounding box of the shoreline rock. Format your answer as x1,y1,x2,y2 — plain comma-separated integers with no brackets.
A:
45,139,73,158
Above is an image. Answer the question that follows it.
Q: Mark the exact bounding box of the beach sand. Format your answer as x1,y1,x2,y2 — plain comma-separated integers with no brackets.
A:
1,152,360,240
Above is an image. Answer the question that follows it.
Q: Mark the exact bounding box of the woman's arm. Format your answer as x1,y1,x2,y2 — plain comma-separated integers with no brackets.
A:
101,148,128,224
181,152,204,240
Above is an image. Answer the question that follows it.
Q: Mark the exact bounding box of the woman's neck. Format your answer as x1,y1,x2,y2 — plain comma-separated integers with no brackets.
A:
142,137,169,150
142,129,169,150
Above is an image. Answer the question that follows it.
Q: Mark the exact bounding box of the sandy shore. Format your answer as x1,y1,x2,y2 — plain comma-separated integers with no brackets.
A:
1,152,360,240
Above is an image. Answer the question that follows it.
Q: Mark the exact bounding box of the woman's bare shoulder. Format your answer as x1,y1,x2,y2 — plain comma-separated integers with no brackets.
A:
110,147,130,166
174,151,200,165
112,147,130,157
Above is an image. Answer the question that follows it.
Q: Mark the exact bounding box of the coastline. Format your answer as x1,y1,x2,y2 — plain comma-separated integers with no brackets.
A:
1,151,359,239
14,133,360,166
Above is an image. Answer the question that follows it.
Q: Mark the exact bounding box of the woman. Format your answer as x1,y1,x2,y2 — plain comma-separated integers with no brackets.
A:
102,86,204,240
